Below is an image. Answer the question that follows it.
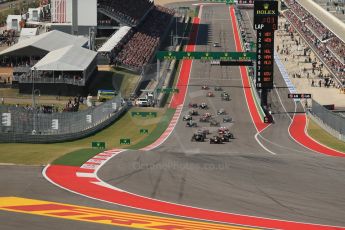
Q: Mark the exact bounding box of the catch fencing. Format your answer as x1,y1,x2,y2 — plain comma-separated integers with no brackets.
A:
310,99,345,141
0,97,128,143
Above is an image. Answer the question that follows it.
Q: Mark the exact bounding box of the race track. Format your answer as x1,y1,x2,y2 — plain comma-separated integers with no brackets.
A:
98,4,345,227
1,2,344,230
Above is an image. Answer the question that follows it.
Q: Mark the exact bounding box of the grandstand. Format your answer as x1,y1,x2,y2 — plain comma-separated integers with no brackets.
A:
97,1,175,72
283,0,345,85
312,0,345,22
97,0,154,27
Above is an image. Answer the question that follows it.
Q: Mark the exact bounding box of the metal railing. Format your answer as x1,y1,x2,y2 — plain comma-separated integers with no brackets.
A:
17,75,86,86
309,99,345,141
0,96,128,143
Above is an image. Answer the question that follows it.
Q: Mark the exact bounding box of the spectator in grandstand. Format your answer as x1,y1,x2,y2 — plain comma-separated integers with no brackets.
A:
283,10,345,81
114,6,174,71
98,0,154,25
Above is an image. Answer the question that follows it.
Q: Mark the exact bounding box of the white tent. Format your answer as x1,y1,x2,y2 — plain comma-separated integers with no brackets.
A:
32,45,97,71
0,30,88,56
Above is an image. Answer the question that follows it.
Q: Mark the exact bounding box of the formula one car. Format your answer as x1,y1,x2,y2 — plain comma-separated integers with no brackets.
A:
223,116,233,123
191,133,205,142
195,129,208,139
199,116,211,122
183,114,193,121
217,108,226,115
197,128,210,136
210,119,220,127
206,92,215,97
221,91,229,97
221,92,230,101
186,120,198,127
199,103,208,109
223,131,234,139
214,86,222,91
201,85,209,90
201,112,212,119
220,135,230,142
188,103,198,108
218,127,229,134
222,94,230,101
210,136,223,144
189,109,199,116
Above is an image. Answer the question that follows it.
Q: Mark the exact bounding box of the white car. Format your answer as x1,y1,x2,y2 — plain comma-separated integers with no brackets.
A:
213,42,220,47
136,98,148,107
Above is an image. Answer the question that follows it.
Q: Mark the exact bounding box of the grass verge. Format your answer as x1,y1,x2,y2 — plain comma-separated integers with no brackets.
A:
0,107,169,165
90,67,139,98
52,148,103,166
307,119,345,153
128,108,176,149
111,67,140,98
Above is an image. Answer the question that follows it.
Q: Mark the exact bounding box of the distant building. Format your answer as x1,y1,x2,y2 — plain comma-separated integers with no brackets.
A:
50,0,97,35
6,15,23,32
0,30,97,96
28,7,42,22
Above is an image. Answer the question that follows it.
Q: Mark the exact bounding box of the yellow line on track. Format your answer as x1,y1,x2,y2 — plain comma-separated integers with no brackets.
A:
0,197,260,230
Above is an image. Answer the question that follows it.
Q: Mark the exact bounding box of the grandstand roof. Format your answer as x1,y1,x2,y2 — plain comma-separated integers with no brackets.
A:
98,26,131,53
297,0,345,43
32,45,97,71
0,30,88,56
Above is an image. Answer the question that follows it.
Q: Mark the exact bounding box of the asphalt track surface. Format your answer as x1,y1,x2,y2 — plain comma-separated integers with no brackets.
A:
0,165,140,230
0,2,344,230
0,165,214,230
98,4,345,228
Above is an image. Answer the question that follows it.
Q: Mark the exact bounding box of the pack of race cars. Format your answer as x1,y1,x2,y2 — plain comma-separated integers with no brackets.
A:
184,85,235,144
190,126,235,144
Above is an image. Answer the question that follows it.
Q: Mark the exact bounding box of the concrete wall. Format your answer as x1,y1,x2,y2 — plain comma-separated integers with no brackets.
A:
78,0,97,26
51,0,97,26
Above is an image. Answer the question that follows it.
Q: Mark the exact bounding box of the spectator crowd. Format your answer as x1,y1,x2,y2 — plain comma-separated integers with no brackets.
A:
305,17,333,41
97,0,174,72
327,37,345,64
284,0,345,83
0,30,16,47
98,0,154,26
114,6,174,71
16,96,84,114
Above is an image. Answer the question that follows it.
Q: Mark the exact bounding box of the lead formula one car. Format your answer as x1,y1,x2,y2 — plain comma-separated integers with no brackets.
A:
191,133,205,142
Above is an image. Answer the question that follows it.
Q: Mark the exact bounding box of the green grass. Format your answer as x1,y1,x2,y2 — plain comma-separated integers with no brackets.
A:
129,108,176,149
0,107,169,165
307,119,345,153
92,66,139,97
88,68,139,98
52,148,103,166
110,67,140,98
